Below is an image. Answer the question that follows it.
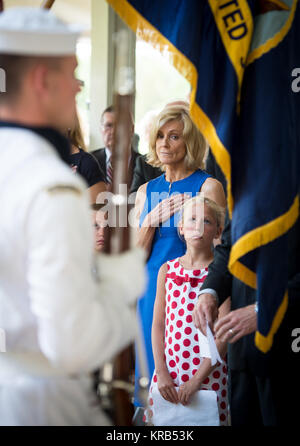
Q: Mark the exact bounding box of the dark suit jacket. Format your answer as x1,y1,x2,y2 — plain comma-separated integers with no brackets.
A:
202,211,300,376
130,155,162,193
90,148,107,179
91,147,142,185
205,148,227,196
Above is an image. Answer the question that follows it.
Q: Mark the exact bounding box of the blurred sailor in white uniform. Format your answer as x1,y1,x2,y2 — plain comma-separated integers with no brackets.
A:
0,7,145,426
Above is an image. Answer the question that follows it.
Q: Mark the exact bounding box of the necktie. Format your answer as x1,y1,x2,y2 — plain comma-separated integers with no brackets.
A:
107,158,113,184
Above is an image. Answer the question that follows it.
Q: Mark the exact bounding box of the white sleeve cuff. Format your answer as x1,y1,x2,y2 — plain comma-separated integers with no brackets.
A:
198,288,219,304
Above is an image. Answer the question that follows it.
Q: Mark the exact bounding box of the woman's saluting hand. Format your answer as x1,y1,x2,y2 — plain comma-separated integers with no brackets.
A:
142,193,191,228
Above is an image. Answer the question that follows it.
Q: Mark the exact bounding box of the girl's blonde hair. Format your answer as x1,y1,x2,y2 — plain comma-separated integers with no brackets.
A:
147,105,208,171
178,195,225,230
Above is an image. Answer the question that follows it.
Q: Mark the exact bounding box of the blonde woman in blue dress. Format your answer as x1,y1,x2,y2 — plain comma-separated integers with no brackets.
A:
134,105,226,406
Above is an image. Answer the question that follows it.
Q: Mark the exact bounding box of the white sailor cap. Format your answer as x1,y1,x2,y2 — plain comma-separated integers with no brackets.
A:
0,7,83,56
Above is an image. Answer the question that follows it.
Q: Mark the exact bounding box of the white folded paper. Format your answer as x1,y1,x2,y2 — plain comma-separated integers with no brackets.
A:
151,384,220,426
198,320,223,366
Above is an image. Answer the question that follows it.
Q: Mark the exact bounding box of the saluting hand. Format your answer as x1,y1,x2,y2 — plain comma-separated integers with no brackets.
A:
143,193,190,228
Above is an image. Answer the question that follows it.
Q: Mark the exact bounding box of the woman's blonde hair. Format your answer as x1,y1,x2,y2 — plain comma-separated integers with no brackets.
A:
147,105,208,171
178,195,225,230
68,110,87,151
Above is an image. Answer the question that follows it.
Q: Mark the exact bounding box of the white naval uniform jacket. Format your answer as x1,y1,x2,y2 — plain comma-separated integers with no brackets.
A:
0,127,145,426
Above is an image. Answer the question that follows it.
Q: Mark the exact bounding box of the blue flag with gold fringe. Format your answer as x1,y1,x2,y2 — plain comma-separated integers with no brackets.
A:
228,0,300,352
107,0,300,354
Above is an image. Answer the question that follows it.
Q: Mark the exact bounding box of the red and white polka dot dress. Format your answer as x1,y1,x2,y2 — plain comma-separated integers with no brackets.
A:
145,258,228,426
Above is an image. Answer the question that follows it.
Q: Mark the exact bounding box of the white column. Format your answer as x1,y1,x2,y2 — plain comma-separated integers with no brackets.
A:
89,0,136,150
89,0,110,150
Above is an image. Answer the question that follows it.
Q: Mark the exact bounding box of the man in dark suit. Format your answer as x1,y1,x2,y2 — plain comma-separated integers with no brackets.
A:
130,155,162,193
205,148,227,197
193,210,300,426
91,105,142,187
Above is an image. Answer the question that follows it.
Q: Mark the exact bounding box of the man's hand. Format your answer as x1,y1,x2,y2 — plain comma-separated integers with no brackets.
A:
192,293,219,335
214,304,257,343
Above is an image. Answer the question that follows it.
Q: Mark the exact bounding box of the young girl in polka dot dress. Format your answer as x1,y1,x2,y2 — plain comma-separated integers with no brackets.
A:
145,196,230,426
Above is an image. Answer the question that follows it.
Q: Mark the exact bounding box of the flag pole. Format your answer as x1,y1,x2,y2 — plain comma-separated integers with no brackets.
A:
41,0,56,9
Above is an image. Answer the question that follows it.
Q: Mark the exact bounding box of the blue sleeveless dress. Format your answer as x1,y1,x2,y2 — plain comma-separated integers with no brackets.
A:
135,169,211,406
